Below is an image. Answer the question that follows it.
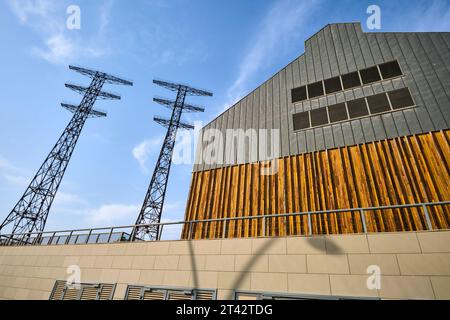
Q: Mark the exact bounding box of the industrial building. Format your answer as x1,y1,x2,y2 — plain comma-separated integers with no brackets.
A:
0,22,449,300
184,22,450,239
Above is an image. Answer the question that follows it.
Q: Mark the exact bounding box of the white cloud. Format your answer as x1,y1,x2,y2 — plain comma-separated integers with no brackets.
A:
7,0,112,64
0,156,17,172
85,203,139,226
31,33,74,64
8,0,53,23
132,136,163,173
163,201,181,213
0,155,29,187
2,173,29,187
221,0,321,112
81,200,182,231
31,32,108,64
99,0,113,36
53,191,86,207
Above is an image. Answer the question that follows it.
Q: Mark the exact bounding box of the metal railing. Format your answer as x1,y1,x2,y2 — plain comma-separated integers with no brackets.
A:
0,201,448,247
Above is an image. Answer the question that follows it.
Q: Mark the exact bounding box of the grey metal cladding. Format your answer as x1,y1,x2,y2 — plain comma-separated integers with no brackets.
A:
286,62,299,155
193,22,450,172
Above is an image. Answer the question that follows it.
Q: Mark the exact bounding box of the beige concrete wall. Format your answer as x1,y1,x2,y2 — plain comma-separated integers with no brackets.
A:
0,230,449,300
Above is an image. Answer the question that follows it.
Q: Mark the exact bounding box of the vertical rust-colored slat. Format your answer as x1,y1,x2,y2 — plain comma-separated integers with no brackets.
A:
285,157,293,235
182,172,197,239
210,168,223,238
340,147,361,233
277,158,286,237
183,130,450,239
250,163,259,237
291,156,301,235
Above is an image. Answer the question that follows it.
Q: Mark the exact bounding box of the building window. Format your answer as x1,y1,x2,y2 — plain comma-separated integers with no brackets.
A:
291,86,307,103
341,71,361,89
347,98,369,118
293,111,310,130
125,285,216,300
359,66,381,84
379,61,402,79
49,280,116,300
292,87,415,132
328,103,348,123
367,93,391,114
324,76,342,94
388,88,415,109
290,61,404,106
307,81,324,98
310,107,329,126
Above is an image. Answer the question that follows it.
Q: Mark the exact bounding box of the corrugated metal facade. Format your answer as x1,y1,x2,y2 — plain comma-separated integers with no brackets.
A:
194,23,450,172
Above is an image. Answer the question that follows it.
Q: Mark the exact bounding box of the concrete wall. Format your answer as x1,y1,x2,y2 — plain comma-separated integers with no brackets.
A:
0,230,449,300
194,23,450,172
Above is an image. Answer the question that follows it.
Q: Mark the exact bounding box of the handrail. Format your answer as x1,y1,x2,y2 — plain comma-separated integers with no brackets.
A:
0,201,448,246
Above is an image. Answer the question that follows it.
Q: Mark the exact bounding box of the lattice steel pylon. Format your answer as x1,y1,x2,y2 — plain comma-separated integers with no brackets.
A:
132,80,212,241
0,66,132,241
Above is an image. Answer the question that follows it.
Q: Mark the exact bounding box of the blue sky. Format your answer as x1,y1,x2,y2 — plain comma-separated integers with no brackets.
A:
0,0,449,238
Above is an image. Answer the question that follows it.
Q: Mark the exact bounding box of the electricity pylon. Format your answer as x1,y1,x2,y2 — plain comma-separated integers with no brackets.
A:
133,80,212,241
0,66,132,241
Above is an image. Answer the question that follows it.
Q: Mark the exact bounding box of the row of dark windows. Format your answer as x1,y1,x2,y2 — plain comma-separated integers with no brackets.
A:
291,60,403,103
293,87,415,131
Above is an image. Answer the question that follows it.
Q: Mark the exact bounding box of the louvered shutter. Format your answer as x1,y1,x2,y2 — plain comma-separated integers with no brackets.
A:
143,290,165,300
125,286,143,300
80,286,98,300
168,291,192,300
196,290,214,300
98,284,115,300
49,280,66,300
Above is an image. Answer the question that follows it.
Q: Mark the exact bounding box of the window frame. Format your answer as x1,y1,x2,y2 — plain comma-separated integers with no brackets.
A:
379,60,403,80
347,97,370,119
366,92,392,114
124,285,217,300
328,102,349,123
291,85,308,103
341,71,362,89
49,280,116,300
388,87,415,109
307,81,325,99
359,66,382,85
293,111,311,131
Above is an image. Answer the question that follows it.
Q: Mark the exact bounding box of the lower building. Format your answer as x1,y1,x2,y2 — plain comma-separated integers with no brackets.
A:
183,22,450,240
1,231,450,300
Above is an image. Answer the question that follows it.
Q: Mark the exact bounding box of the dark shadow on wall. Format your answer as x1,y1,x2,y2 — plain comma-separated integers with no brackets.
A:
188,239,199,290
226,237,277,299
187,234,343,300
306,235,343,254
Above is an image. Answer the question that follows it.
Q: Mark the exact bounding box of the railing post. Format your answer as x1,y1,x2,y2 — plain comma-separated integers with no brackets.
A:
422,204,433,231
107,228,114,243
360,209,367,233
284,216,288,236
158,225,164,241
222,221,226,239
189,222,194,240
66,231,73,245
262,217,266,237
85,229,92,244
308,213,312,236
20,234,27,246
